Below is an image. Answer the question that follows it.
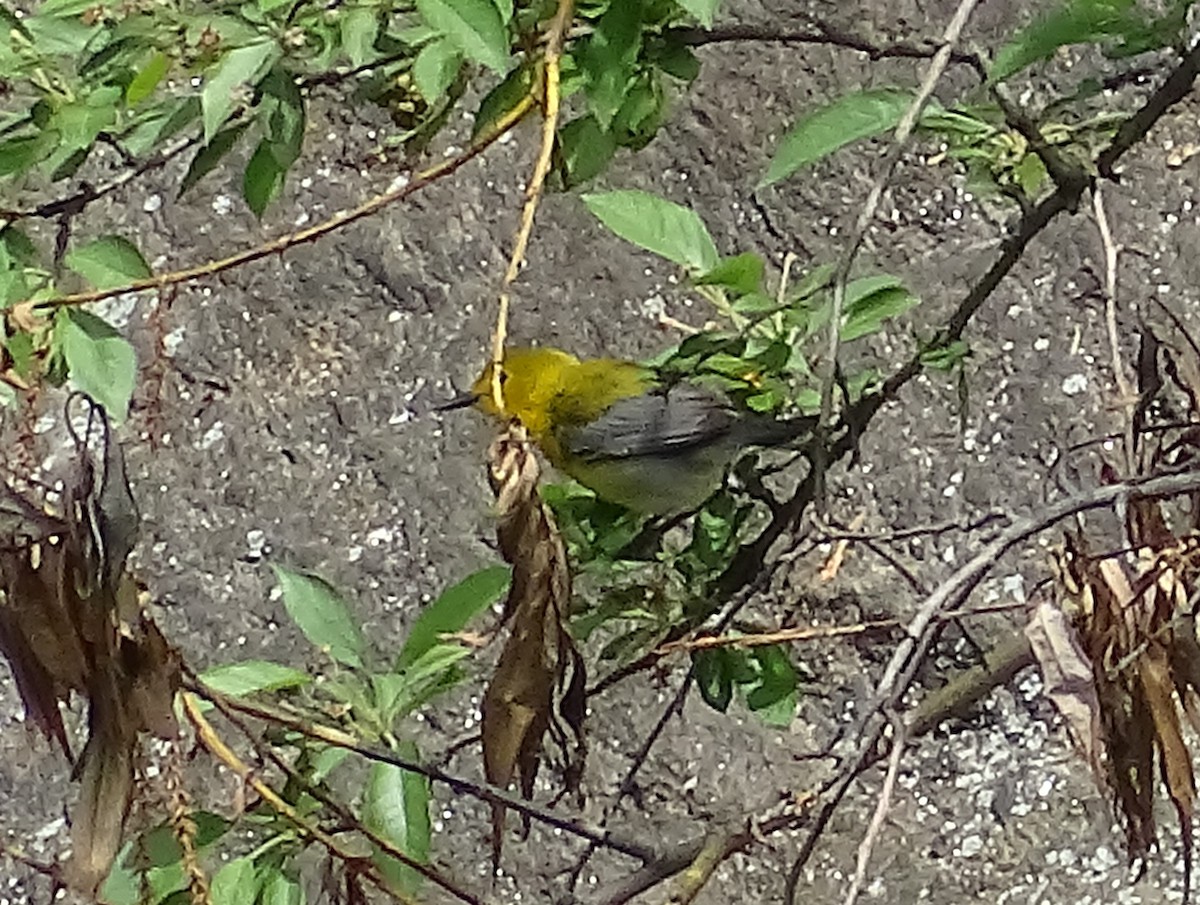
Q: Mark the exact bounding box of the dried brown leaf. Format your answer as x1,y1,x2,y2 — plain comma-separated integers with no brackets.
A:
0,399,180,893
1024,600,1103,780
481,426,586,872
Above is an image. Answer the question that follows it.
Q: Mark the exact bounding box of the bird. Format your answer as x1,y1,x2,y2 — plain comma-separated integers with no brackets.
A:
444,346,817,515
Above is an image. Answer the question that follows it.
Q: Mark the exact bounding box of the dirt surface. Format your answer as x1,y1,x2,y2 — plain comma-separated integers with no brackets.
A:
4,0,1200,903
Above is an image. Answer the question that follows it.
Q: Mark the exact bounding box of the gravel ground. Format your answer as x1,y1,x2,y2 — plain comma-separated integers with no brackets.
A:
4,0,1200,902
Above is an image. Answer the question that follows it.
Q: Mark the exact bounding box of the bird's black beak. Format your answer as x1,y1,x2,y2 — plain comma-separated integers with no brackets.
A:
434,391,480,413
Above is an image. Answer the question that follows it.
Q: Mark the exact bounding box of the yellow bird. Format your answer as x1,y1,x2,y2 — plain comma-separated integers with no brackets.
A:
446,346,816,515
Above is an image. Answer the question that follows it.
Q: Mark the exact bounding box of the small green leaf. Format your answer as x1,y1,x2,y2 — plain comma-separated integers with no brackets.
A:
920,339,970,370
395,565,510,670
363,745,431,894
579,0,642,129
0,382,15,409
557,115,617,187
272,565,364,668
416,0,508,73
472,62,534,138
761,88,917,187
694,648,735,712
744,646,797,727
210,858,260,905
990,0,1136,83
0,133,54,178
412,37,462,102
340,8,379,67
201,41,279,141
259,869,305,905
243,140,285,217
651,39,701,82
179,123,250,197
65,235,152,289
126,52,169,106
311,746,352,783
583,189,719,274
674,0,720,27
695,253,764,296
611,72,665,150
842,276,920,341
56,309,137,421
199,660,310,697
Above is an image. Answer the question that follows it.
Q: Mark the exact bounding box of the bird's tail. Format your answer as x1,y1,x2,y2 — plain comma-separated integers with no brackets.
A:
734,413,819,449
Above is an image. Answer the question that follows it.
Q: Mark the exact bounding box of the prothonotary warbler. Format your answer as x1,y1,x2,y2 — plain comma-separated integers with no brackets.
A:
444,346,817,515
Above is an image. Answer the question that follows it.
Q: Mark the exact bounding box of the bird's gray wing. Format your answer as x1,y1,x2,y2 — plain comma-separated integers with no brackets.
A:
562,384,735,460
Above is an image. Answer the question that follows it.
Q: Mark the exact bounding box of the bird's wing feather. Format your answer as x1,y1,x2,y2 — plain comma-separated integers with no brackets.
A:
562,385,734,460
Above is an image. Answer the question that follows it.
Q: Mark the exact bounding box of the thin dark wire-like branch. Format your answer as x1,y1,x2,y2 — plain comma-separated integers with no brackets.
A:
0,130,201,226
814,0,981,505
716,37,1200,606
23,94,535,310
670,23,980,67
784,465,1200,902
186,681,658,864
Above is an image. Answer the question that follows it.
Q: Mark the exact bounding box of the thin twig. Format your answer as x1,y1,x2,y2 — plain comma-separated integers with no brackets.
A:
1092,185,1138,476
187,681,657,864
842,717,906,905
785,466,1200,903
814,0,981,510
27,96,535,311
567,669,695,891
490,0,574,407
182,693,428,905
716,37,1200,604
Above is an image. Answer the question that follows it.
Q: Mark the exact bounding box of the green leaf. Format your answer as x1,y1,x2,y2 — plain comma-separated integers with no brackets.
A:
243,140,285,217
651,38,700,82
310,746,351,783
259,869,305,905
199,660,310,697
761,88,916,187
583,189,719,274
65,235,152,289
990,0,1136,83
412,37,462,102
210,858,260,905
611,71,665,150
340,8,379,67
53,90,119,153
472,62,534,138
675,0,720,27
201,41,279,142
744,646,796,727
919,339,970,370
580,0,642,129
363,745,431,894
694,648,735,712
272,565,364,668
179,123,250,197
416,0,508,73
126,52,169,106
56,309,137,421
0,133,54,178
557,115,617,188
695,252,764,297
395,565,510,670
842,276,920,341
99,815,230,905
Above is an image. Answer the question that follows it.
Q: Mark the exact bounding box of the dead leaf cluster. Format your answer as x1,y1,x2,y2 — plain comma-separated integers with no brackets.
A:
0,395,179,894
482,425,586,872
1033,321,1200,901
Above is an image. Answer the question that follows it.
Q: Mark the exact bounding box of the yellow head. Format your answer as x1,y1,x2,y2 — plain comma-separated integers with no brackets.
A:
468,347,583,441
